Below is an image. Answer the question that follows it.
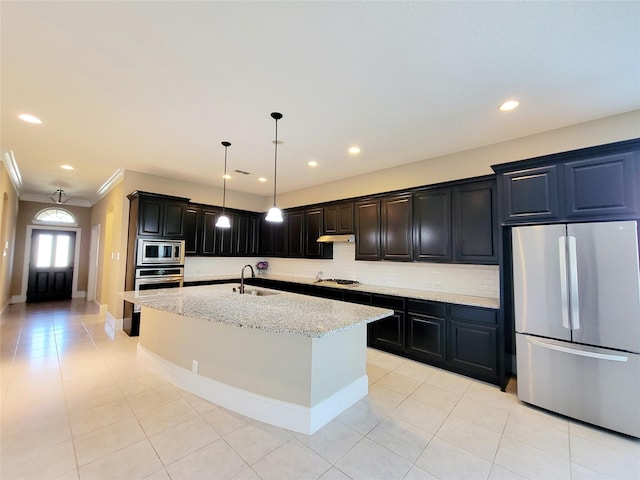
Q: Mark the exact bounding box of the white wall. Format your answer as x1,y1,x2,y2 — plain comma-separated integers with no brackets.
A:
274,110,640,209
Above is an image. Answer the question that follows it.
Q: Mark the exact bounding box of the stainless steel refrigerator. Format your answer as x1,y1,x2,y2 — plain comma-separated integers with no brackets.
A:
512,220,640,437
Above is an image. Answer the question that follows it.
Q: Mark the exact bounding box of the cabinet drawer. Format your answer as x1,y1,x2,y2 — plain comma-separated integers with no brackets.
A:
371,294,405,311
449,321,498,375
407,299,446,317
406,312,446,362
343,291,371,305
449,305,497,326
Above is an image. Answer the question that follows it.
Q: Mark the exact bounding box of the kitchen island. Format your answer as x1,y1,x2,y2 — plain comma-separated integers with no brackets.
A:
121,284,393,434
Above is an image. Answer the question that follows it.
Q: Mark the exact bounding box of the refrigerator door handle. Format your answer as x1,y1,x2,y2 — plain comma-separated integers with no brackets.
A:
527,336,629,362
558,236,571,329
567,236,580,330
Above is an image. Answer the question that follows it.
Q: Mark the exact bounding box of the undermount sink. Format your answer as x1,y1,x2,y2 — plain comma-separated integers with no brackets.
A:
234,288,280,296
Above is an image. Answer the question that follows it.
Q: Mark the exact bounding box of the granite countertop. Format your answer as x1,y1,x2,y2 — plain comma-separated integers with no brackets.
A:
121,284,393,338
184,273,500,309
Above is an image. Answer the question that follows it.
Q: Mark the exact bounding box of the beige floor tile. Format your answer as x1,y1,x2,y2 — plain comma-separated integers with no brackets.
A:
570,434,640,479
366,383,408,414
376,371,422,395
393,360,438,382
296,418,363,463
570,462,615,480
494,435,571,480
65,382,125,412
136,397,199,436
180,390,219,414
74,417,147,465
367,417,433,463
166,439,248,479
335,437,412,480
367,351,405,371
232,467,262,479
68,397,136,437
55,468,80,479
202,405,250,436
1,438,77,479
426,370,473,395
488,464,527,479
142,468,172,480
79,439,163,480
127,383,183,415
569,421,640,457
149,416,220,465
117,372,170,397
503,405,570,459
451,396,510,434
318,467,352,480
410,382,461,413
391,397,448,434
252,438,332,480
463,381,519,408
436,415,502,462
336,398,385,435
417,436,492,480
224,421,293,464
367,363,390,384
403,465,439,480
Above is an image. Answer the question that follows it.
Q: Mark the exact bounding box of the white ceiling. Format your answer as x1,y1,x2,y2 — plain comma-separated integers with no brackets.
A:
2,1,639,206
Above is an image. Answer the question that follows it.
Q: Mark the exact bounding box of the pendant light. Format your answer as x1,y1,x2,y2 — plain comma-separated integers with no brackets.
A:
215,141,232,229
49,189,69,204
265,112,284,222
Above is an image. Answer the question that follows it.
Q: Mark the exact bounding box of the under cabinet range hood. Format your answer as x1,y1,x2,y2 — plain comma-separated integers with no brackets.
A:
317,234,355,243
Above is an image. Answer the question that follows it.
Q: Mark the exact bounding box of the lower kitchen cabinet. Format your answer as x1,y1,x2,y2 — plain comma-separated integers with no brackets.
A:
368,294,406,353
448,305,498,379
406,300,447,362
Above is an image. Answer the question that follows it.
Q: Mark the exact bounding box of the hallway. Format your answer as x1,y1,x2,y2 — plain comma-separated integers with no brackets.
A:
0,300,638,479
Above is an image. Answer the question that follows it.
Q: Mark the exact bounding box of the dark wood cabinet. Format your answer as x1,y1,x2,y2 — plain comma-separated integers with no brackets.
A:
305,208,332,258
134,193,188,238
381,194,413,261
217,213,235,256
355,200,381,260
235,214,260,256
448,305,498,378
201,208,218,255
564,152,637,218
368,294,406,352
288,211,305,258
413,189,452,261
273,215,288,257
494,139,640,225
184,206,200,255
324,202,354,234
500,165,560,223
453,180,498,263
406,300,447,362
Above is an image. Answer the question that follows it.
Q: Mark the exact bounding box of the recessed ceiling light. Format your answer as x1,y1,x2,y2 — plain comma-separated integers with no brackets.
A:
499,100,520,112
258,177,267,182
19,113,42,124
348,146,361,155
60,164,74,170
223,174,231,179
307,161,318,167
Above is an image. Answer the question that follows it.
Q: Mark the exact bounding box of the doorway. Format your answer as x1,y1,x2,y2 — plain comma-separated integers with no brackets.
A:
27,229,76,302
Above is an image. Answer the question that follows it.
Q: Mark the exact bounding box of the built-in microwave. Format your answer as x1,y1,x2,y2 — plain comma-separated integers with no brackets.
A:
137,238,185,266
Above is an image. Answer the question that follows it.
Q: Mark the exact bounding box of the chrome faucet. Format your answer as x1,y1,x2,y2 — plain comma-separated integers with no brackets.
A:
239,264,255,294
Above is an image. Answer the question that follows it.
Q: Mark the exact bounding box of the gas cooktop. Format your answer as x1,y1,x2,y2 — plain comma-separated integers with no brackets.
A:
316,279,360,286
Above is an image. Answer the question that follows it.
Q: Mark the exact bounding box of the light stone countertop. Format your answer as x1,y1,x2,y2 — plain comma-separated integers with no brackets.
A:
184,273,500,309
121,284,393,338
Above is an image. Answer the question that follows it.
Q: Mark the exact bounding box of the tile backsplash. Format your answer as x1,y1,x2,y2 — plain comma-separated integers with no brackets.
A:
185,243,499,299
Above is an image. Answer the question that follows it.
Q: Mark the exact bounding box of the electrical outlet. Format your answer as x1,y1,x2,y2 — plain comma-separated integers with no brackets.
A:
192,360,198,374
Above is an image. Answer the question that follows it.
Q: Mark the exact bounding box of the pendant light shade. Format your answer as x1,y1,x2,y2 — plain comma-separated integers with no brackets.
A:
215,141,232,229
265,112,283,223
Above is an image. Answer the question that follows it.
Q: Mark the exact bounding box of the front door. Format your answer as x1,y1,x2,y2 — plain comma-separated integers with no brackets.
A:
27,230,75,302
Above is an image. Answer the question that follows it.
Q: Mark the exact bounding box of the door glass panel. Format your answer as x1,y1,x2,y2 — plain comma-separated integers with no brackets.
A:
36,234,53,267
54,235,71,267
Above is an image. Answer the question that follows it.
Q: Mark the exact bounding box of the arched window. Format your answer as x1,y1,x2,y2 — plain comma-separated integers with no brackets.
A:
34,208,77,225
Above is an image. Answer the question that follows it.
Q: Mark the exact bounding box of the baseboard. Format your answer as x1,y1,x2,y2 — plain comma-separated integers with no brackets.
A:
10,295,26,304
96,302,108,315
137,344,368,435
105,312,123,331
72,290,86,299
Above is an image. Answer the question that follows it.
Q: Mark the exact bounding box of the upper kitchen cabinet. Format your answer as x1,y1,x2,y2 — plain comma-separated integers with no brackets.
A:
381,194,413,261
414,189,452,262
355,199,381,260
452,180,499,264
184,205,200,255
128,192,189,239
494,139,640,225
305,208,333,258
235,213,260,256
413,178,498,265
288,210,305,258
324,202,354,234
260,213,288,257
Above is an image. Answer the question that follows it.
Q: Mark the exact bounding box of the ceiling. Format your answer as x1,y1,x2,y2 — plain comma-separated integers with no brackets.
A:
1,1,639,206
